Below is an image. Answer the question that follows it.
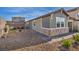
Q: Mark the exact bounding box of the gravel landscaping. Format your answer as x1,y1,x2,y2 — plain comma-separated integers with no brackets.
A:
0,29,50,51
0,29,79,51
16,38,79,51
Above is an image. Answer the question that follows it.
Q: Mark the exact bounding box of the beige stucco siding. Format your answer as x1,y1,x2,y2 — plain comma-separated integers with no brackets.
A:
74,21,79,31
68,19,74,31
42,15,50,28
32,18,42,31
55,11,68,27
50,14,56,28
25,21,30,28
67,8,79,31
49,12,69,28
77,21,79,31
50,11,69,36
30,9,69,36
68,19,79,32
28,21,32,29
31,18,50,36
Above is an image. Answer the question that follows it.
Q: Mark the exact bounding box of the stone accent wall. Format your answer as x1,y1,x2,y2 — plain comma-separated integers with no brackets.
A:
50,27,69,36
34,27,69,36
32,27,50,36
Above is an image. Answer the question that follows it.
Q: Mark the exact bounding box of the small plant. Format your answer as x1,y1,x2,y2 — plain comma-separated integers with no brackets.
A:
62,39,72,49
73,34,79,44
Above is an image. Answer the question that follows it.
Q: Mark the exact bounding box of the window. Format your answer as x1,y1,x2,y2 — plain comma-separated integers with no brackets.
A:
61,22,64,27
56,17,65,27
57,22,60,27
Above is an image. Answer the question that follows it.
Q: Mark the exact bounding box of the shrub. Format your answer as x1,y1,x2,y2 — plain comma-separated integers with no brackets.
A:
73,34,79,42
62,39,72,49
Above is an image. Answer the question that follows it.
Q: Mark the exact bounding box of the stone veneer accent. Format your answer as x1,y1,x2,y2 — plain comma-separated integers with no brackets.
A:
49,27,69,36
34,27,69,36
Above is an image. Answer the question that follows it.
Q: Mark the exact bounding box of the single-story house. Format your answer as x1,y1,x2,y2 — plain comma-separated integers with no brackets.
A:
12,16,25,29
67,7,79,32
25,8,79,37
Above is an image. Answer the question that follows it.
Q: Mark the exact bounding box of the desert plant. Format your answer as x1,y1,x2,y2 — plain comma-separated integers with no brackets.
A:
73,34,79,44
73,34,79,42
62,39,72,49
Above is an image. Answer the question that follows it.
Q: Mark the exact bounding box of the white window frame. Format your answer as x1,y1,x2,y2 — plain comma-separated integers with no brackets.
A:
56,17,65,28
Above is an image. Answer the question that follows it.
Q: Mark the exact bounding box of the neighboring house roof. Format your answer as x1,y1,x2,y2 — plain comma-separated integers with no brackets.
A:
69,17,79,21
29,8,69,22
69,17,76,20
67,7,79,21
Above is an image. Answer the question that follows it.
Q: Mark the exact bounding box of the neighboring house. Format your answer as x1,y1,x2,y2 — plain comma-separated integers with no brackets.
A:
25,7,79,37
67,7,79,32
26,8,69,36
0,17,6,37
12,16,25,29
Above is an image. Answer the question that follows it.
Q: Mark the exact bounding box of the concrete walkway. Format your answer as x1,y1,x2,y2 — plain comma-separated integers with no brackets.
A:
48,32,78,43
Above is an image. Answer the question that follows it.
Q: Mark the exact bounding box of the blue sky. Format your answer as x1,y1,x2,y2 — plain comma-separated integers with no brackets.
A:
0,7,74,21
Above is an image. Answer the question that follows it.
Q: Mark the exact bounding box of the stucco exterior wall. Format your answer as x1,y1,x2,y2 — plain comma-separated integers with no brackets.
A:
42,15,50,28
29,21,32,29
53,11,68,27
68,19,73,31
30,10,69,36
68,19,79,32
74,21,79,31
50,11,69,36
31,16,50,36
50,14,56,28
67,8,79,32
32,18,42,31
25,21,30,29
